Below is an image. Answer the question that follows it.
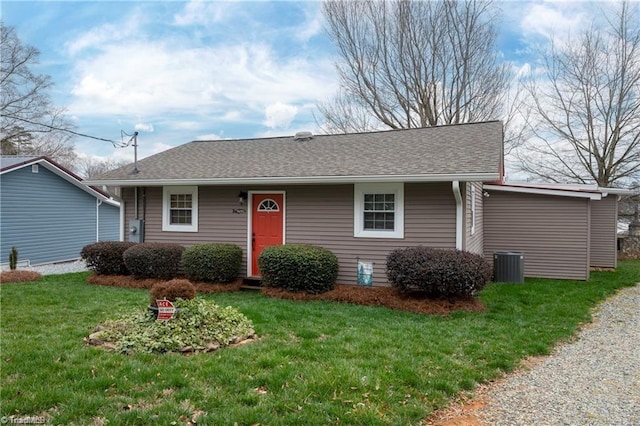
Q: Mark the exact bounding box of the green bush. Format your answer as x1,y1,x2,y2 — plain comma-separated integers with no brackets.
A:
258,244,338,294
123,243,185,279
182,243,242,283
386,247,492,298
80,241,137,275
149,279,196,307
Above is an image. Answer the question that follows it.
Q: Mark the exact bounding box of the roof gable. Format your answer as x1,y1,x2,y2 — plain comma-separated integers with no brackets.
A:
1,156,119,206
90,121,503,186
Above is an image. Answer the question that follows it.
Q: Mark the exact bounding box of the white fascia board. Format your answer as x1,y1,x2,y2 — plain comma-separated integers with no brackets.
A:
598,187,636,196
86,172,500,187
484,184,602,200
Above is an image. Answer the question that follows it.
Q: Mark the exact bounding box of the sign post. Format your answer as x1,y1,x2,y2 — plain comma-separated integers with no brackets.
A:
156,299,176,321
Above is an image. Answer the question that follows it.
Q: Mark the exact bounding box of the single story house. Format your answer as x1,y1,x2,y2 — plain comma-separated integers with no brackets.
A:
87,121,624,284
0,156,120,267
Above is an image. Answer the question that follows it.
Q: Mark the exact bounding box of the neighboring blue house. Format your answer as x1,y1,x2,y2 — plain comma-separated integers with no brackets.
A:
0,156,121,267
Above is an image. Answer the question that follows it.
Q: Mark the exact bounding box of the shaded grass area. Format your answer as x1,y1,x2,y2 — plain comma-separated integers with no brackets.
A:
1,261,638,425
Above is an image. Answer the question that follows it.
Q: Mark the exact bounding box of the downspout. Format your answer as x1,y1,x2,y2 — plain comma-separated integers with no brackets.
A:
96,199,103,242
119,198,125,242
452,181,463,250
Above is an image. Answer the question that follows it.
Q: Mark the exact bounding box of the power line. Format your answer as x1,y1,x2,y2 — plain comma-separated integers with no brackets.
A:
3,115,136,148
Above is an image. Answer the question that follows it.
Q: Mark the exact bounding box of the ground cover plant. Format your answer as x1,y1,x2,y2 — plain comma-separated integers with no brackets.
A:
87,298,255,354
1,261,638,425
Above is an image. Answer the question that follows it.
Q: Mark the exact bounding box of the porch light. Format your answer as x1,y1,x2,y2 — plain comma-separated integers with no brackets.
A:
238,191,248,206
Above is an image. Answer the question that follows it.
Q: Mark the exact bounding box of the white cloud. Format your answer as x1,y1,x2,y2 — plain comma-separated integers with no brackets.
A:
65,13,142,56
134,123,154,132
220,110,244,122
68,39,336,120
173,0,235,26
58,1,337,161
520,3,589,42
264,102,299,129
293,4,325,43
515,63,532,78
195,132,224,141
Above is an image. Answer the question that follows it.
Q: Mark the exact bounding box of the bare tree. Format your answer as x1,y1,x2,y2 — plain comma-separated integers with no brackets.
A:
518,2,640,187
1,22,76,162
75,157,128,179
319,0,510,134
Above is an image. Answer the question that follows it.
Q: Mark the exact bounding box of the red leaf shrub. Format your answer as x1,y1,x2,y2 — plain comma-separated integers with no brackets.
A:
149,279,196,307
81,241,137,275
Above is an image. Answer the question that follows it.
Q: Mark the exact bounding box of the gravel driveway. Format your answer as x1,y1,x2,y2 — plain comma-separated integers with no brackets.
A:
427,283,640,426
477,283,640,425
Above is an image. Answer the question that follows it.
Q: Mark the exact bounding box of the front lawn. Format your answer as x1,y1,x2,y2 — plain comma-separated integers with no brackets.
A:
1,261,638,425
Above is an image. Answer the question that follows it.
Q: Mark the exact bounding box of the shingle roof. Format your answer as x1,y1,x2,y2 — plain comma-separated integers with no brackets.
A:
0,155,40,171
91,121,503,185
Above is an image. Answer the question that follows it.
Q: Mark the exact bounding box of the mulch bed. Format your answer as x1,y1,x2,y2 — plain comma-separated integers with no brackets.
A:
262,285,484,315
87,274,484,316
87,274,243,293
0,270,43,283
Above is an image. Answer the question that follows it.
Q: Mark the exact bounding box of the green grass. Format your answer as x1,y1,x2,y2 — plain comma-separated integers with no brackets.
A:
1,261,638,425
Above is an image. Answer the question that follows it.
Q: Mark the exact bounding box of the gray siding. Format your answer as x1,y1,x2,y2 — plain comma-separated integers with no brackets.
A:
464,182,484,255
123,186,250,272
286,183,456,285
1,166,112,265
483,191,590,280
590,196,618,268
123,182,457,286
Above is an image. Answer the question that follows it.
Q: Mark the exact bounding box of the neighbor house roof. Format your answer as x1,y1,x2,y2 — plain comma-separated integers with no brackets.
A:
87,121,504,186
1,155,120,206
484,181,635,200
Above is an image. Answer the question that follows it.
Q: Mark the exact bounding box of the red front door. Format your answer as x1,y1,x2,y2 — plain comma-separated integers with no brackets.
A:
251,193,284,276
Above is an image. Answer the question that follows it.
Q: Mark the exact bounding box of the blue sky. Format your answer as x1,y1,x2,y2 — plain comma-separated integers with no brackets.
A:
2,0,603,165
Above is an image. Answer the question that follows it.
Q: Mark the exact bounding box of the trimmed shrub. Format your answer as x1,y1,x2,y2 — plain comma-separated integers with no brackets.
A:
9,247,18,270
258,244,338,294
386,247,492,298
81,241,137,275
149,279,196,307
182,243,242,283
123,243,185,279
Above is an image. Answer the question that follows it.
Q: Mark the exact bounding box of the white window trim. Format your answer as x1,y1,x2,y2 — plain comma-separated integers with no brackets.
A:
354,182,404,239
162,186,198,232
470,185,476,235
